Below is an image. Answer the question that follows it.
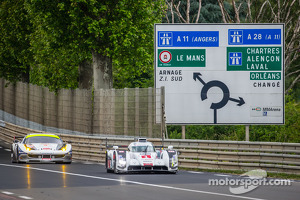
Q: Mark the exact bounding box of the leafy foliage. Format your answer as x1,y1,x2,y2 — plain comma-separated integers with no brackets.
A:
249,95,300,142
109,0,165,88
0,0,32,83
25,0,87,91
1,0,165,91
28,0,165,90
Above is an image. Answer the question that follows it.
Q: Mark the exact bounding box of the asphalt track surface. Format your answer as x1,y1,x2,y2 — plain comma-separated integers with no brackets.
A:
0,140,299,200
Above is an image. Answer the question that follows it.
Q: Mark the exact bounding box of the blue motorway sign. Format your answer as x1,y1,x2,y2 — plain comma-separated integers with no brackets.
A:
158,31,219,47
228,29,281,45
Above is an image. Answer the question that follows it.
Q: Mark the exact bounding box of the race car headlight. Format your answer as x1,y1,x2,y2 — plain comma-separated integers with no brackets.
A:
24,144,36,151
57,144,67,151
118,159,126,167
170,155,178,167
61,145,67,151
119,160,126,165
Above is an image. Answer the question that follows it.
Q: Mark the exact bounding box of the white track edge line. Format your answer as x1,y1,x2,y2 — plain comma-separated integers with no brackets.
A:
0,163,265,200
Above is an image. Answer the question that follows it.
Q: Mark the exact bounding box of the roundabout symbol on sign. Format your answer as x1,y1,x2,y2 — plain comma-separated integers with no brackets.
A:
193,72,245,124
159,51,172,63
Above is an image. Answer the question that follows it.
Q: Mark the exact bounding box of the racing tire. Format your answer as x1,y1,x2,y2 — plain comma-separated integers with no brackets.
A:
105,152,108,168
106,152,113,173
107,169,113,173
11,145,17,163
14,148,26,164
15,147,20,163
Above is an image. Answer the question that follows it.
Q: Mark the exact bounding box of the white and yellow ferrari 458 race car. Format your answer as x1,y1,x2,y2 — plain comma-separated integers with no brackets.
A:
11,133,72,164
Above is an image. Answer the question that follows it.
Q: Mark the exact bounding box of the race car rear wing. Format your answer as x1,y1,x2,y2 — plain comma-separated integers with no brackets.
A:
105,145,173,151
154,145,174,150
13,136,24,143
106,145,128,149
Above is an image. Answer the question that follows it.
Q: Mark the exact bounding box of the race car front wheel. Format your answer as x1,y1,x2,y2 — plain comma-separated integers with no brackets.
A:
11,145,17,163
106,152,113,173
113,152,118,174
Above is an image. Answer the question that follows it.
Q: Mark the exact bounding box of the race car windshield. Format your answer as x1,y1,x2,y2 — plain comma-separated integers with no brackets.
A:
24,136,63,144
132,146,155,152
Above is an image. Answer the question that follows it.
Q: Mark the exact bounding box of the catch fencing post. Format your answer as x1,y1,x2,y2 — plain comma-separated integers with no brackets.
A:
124,88,128,136
135,88,139,136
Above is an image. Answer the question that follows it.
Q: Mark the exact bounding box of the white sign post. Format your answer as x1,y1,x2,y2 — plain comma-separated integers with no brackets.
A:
155,24,284,125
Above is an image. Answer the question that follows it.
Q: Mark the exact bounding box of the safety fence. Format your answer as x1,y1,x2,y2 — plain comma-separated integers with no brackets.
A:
0,78,164,138
1,121,300,174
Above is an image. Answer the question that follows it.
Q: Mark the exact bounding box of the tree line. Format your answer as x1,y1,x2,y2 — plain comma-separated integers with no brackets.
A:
0,0,165,91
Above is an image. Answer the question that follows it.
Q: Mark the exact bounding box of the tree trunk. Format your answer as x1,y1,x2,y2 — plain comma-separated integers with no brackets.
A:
21,65,30,83
78,59,93,89
92,50,113,89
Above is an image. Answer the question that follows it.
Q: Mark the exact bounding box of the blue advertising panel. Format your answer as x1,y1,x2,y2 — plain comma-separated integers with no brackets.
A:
228,29,281,45
158,31,219,47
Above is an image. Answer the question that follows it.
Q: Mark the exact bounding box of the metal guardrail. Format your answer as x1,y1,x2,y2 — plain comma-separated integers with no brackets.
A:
1,121,300,174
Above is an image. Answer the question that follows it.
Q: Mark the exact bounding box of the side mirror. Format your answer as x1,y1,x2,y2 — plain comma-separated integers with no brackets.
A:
113,146,119,150
67,140,72,144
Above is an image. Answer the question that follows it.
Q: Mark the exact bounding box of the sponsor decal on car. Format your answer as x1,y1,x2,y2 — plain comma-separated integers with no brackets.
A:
143,163,153,166
141,155,152,159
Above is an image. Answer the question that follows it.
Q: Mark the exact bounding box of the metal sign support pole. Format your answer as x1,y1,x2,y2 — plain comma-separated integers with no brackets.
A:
182,125,185,139
245,125,249,141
